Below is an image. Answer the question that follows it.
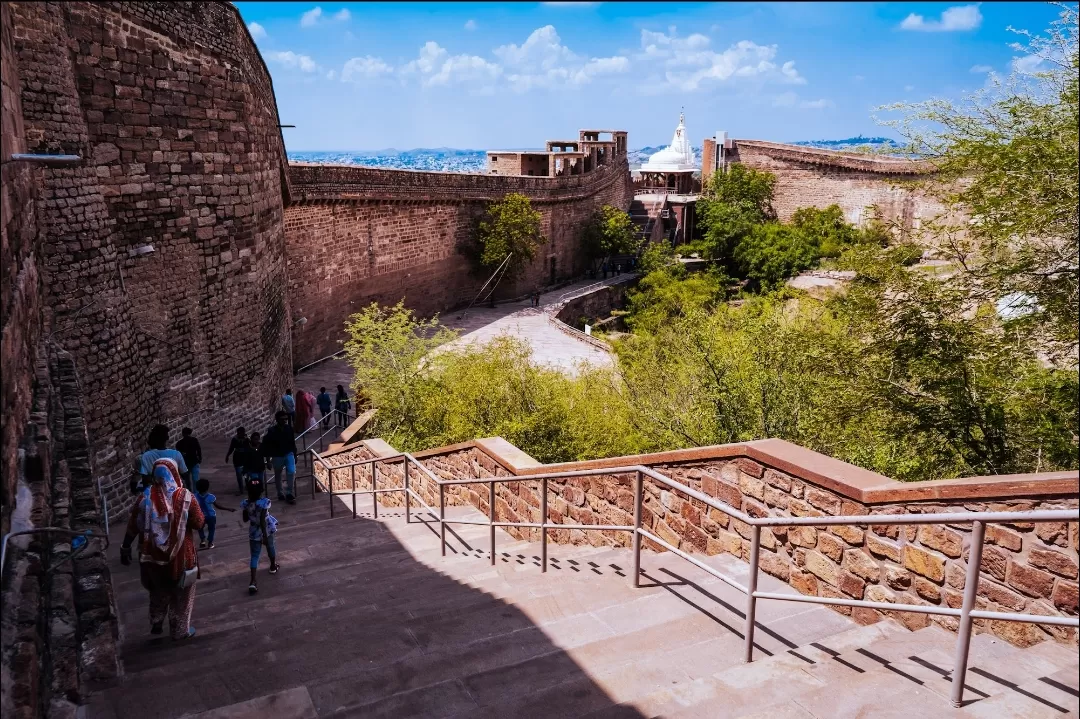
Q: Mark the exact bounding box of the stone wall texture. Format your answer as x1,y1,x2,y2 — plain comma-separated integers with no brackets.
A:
284,161,634,366
729,140,950,234
315,437,1078,650
1,0,43,537
7,1,293,513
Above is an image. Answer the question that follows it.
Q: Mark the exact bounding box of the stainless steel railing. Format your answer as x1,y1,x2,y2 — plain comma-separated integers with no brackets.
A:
304,450,1079,709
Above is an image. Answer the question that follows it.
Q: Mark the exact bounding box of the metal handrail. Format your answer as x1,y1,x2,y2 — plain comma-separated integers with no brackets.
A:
305,451,1080,709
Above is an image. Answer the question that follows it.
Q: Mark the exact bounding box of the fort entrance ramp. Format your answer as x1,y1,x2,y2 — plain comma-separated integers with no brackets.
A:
87,437,1078,718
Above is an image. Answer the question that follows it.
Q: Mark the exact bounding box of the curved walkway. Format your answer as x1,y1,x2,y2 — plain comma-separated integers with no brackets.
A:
434,276,636,375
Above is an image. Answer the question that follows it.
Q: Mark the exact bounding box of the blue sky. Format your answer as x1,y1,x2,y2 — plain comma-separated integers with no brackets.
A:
234,2,1064,151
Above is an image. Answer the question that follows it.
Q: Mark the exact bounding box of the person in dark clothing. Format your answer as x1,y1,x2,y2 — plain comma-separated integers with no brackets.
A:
316,387,333,428
237,432,267,495
175,428,202,492
225,427,248,495
262,411,298,503
335,385,352,427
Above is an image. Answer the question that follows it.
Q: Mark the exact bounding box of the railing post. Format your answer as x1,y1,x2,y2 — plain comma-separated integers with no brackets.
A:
489,480,496,566
632,471,642,588
439,483,446,557
541,477,548,573
351,464,357,519
951,520,985,708
372,460,379,520
310,453,315,500
329,467,335,518
404,459,411,524
743,524,761,663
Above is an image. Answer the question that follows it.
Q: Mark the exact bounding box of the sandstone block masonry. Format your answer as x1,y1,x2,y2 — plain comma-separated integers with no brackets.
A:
317,436,1078,650
6,1,294,515
285,161,634,366
704,139,954,237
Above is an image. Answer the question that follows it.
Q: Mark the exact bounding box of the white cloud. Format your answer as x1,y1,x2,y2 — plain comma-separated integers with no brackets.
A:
1012,54,1043,74
342,56,394,82
853,74,865,82
899,5,982,32
638,27,805,92
493,25,628,92
301,6,350,27
464,19,477,31
428,54,502,88
326,69,336,80
970,64,993,73
247,22,267,41
401,41,450,76
300,7,322,27
904,84,915,91
266,50,318,73
401,42,501,90
799,98,831,109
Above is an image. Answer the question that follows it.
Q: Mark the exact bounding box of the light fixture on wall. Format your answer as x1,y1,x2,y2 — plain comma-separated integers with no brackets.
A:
294,317,308,326
128,244,155,258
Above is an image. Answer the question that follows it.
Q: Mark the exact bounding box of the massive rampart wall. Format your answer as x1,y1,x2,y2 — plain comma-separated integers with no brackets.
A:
284,161,634,366
6,0,293,507
730,140,950,234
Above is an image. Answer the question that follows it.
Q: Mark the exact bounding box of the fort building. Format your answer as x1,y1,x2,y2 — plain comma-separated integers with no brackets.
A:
486,129,628,178
1,3,1075,718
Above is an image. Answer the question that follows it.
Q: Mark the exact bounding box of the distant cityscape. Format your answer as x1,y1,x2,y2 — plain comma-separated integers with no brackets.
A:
287,137,903,173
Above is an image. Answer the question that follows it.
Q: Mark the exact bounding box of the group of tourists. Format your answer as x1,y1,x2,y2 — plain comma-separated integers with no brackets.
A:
282,385,352,432
117,385,355,641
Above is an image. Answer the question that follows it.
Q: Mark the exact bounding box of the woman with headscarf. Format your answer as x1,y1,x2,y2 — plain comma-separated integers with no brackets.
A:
119,456,205,640
294,389,312,434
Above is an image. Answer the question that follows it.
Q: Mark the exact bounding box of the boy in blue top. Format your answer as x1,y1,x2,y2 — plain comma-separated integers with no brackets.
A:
194,479,236,549
240,476,279,595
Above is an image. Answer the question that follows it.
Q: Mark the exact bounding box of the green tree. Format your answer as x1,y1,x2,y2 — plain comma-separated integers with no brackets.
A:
734,223,820,290
582,205,638,262
474,193,547,279
790,205,860,258
697,164,777,261
624,264,728,333
878,4,1079,363
837,248,1079,476
341,302,457,443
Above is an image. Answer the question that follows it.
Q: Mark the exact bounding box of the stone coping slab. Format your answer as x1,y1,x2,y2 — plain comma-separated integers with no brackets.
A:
317,435,1078,504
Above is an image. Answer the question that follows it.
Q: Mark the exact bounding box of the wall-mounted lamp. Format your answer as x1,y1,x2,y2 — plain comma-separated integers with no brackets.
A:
294,317,308,326
128,244,155,258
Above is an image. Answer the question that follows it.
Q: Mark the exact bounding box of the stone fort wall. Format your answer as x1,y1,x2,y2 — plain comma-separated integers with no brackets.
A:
5,1,294,515
284,161,634,366
709,139,952,236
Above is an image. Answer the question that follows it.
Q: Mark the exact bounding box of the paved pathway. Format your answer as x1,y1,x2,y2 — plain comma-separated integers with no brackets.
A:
434,276,636,375
289,276,635,400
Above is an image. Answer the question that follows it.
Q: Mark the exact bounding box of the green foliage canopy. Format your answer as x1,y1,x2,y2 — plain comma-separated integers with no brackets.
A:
582,205,638,261
474,192,546,279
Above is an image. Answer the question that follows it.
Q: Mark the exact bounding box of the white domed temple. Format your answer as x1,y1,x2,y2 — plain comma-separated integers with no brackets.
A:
637,112,698,194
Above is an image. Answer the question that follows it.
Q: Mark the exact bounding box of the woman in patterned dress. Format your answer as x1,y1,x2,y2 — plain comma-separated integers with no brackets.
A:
120,457,205,640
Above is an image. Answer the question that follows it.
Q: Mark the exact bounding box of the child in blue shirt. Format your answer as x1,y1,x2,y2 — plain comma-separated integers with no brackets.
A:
240,475,279,595
195,479,236,549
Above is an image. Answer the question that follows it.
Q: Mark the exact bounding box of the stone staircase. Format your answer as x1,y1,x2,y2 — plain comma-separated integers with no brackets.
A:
86,486,1080,719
